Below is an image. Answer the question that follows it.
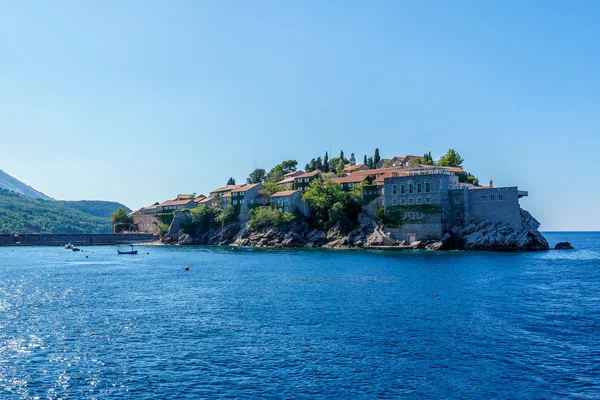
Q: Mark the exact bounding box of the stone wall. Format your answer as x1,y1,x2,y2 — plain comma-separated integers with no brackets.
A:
0,233,155,246
383,173,458,241
468,187,521,228
132,214,162,234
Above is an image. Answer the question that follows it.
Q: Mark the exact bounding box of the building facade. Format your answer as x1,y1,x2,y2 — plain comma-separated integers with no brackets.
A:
382,169,525,243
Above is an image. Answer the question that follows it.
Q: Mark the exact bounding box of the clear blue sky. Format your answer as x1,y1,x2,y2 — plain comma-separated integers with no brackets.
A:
1,1,598,230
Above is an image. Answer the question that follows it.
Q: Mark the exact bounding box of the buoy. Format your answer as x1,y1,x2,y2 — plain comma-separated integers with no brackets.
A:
185,266,189,271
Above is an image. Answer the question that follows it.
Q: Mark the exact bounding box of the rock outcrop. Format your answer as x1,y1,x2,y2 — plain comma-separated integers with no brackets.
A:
161,208,550,252
554,242,574,250
451,209,549,251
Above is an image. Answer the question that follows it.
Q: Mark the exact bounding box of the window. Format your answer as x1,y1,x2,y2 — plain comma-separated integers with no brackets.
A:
409,198,414,205
417,198,422,204
498,194,504,201
409,184,414,194
392,184,397,194
409,212,414,219
482,196,487,202
417,183,422,193
401,185,406,194
426,197,431,204
490,195,495,201
304,178,309,183
240,199,245,204
401,199,406,205
425,182,431,193
278,199,283,205
348,183,354,188
393,199,398,205
233,200,238,205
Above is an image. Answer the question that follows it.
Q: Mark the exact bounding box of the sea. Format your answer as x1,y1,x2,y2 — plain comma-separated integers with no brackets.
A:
0,232,598,399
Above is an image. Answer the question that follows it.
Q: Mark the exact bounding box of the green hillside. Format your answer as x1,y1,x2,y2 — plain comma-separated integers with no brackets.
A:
0,189,125,234
60,200,131,218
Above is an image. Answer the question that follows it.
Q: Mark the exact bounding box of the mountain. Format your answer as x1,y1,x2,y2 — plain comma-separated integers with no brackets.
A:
0,170,53,200
60,200,131,219
0,170,131,234
0,189,115,234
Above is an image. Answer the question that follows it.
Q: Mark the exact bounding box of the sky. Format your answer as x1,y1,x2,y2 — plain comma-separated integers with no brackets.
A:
0,0,598,230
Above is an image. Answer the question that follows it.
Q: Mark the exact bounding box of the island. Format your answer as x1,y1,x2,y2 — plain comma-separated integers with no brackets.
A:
127,149,549,251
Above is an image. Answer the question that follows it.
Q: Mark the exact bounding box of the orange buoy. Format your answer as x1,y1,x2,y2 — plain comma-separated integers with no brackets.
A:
185,266,189,271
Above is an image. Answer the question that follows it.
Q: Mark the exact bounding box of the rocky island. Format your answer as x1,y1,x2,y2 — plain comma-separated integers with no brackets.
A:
128,149,550,251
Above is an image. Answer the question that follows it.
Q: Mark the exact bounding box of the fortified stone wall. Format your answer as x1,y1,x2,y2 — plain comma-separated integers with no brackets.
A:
383,173,459,241
132,214,161,234
468,187,521,228
448,189,470,228
0,233,155,246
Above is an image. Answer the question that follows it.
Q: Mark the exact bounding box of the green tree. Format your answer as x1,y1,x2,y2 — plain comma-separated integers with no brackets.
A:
340,150,345,160
323,152,330,172
111,206,134,233
247,168,266,184
260,182,286,200
335,159,346,177
409,152,435,167
437,149,464,168
363,155,368,166
367,156,374,169
373,148,381,168
267,160,298,183
302,179,363,231
227,177,236,185
328,156,348,173
315,156,323,171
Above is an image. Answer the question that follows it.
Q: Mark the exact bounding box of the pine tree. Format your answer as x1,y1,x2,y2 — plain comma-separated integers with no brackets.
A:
227,177,236,185
374,148,381,168
315,156,323,171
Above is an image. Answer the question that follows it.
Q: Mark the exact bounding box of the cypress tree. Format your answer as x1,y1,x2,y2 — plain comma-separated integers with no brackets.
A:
340,150,344,160
374,148,381,168
363,155,368,166
323,152,329,173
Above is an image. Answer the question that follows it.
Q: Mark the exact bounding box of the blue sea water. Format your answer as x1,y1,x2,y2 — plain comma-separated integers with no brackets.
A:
0,232,599,399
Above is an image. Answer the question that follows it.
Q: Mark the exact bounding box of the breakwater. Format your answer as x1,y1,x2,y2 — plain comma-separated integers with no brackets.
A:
0,233,155,246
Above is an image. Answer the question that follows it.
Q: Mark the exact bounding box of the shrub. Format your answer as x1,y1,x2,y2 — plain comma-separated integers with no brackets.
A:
157,223,169,237
248,207,296,230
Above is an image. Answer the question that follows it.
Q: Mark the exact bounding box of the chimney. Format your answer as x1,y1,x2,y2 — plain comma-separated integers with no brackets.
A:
489,179,493,188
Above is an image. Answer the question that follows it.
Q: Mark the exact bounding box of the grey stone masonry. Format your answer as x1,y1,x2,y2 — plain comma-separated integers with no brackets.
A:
383,171,524,242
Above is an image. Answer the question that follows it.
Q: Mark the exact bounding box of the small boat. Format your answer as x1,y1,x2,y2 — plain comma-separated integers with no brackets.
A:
118,245,138,255
72,247,81,252
65,243,73,249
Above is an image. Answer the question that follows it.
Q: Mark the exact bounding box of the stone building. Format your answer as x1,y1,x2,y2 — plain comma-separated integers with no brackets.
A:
270,190,310,217
382,166,526,244
230,183,267,220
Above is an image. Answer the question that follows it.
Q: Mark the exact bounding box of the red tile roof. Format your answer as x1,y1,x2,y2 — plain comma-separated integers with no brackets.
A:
284,170,305,177
231,183,263,193
348,167,401,177
331,175,369,184
270,190,300,198
158,198,196,207
210,184,243,194
294,170,321,179
277,176,296,185
193,194,207,203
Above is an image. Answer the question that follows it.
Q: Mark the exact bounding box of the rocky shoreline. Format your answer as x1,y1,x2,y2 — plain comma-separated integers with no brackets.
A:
160,208,552,251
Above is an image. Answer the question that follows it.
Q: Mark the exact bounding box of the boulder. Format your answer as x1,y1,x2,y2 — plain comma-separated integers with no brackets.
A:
178,233,194,245
554,242,574,250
